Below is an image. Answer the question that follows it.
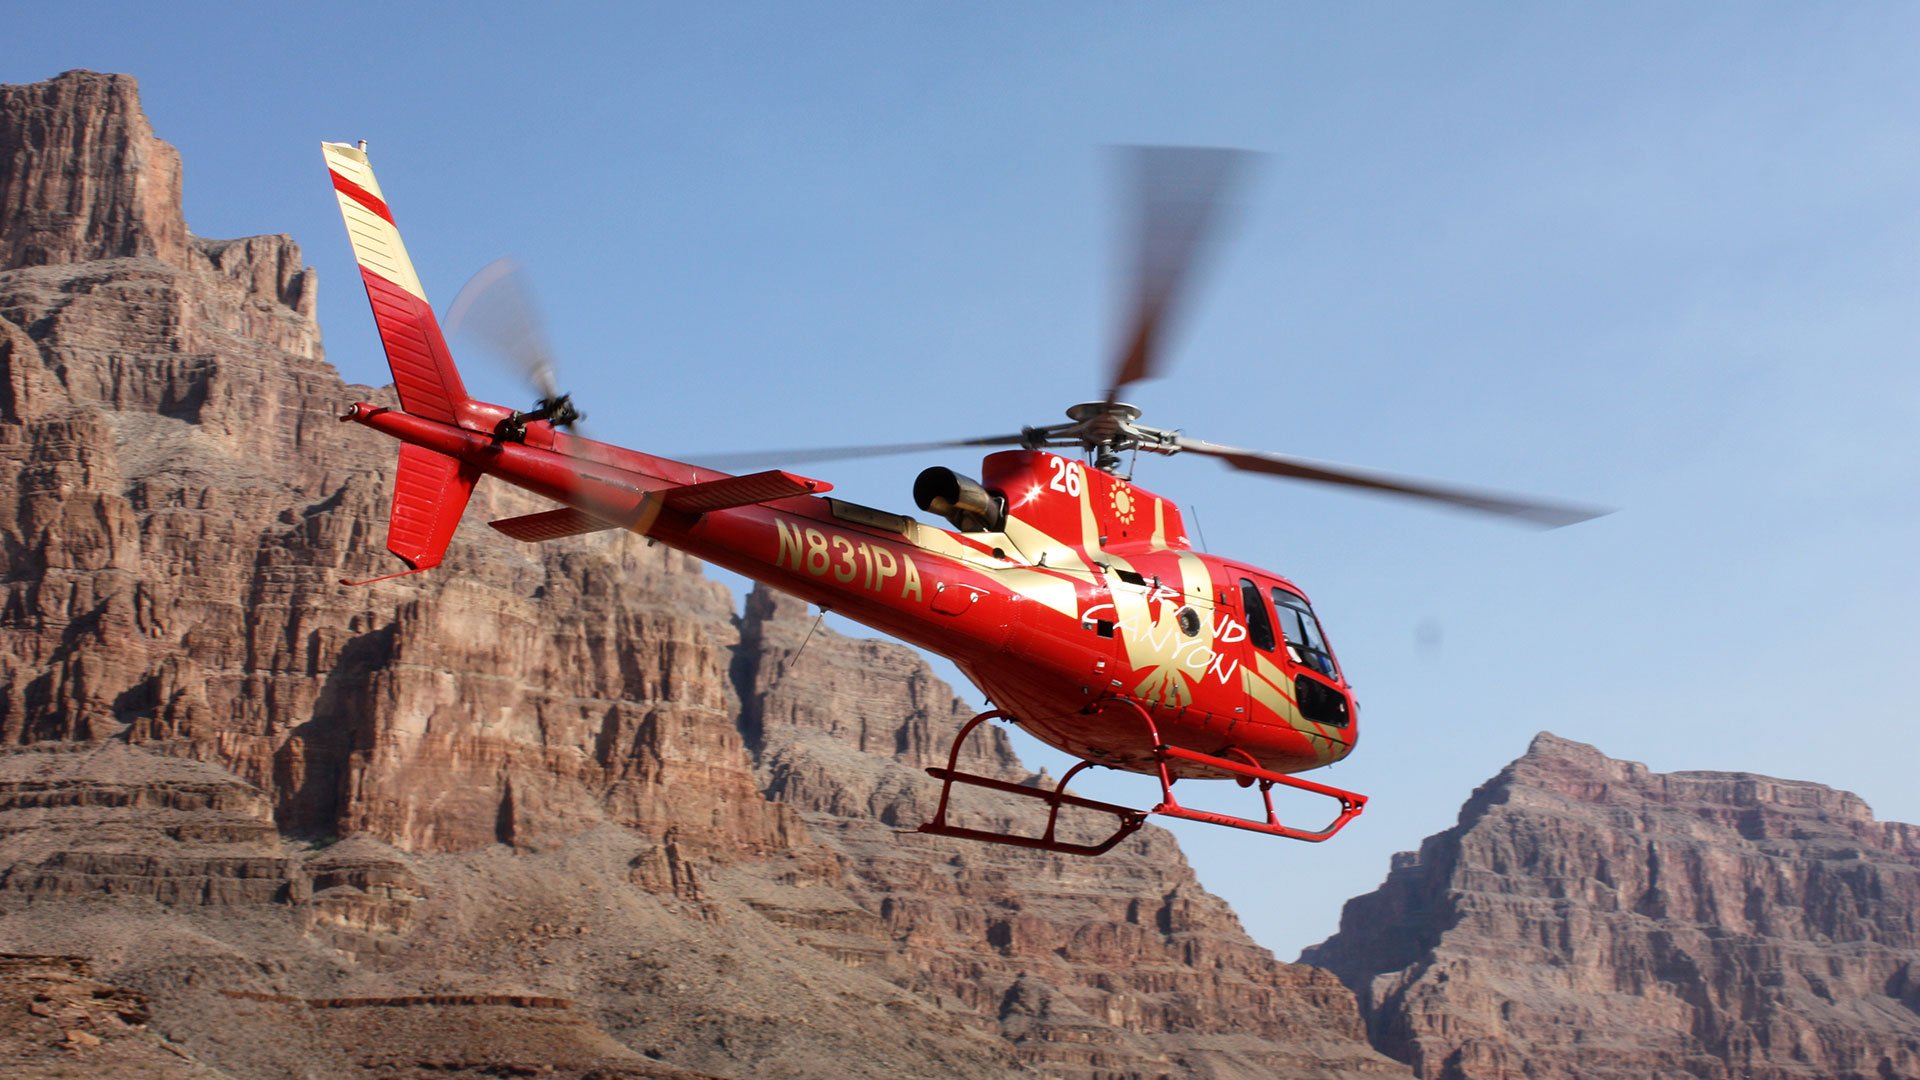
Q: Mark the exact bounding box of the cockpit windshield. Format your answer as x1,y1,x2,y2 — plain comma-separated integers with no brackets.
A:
1271,588,1337,678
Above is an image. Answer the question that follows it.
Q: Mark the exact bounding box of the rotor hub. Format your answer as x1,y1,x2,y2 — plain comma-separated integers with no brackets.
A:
1013,401,1182,473
1064,401,1143,424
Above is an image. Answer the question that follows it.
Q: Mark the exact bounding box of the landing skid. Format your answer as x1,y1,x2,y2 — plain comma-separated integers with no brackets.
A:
917,702,1367,856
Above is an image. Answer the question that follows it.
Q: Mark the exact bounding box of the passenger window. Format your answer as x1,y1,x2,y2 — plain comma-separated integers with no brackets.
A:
1239,578,1276,652
1271,587,1337,678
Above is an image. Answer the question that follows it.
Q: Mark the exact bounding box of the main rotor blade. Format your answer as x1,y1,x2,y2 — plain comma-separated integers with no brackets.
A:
682,434,1029,471
445,257,561,402
1175,437,1611,529
1106,146,1256,405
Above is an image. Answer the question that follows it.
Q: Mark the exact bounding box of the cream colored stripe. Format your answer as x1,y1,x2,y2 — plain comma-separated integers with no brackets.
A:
322,142,429,303
993,568,1079,618
1245,662,1298,725
322,141,387,200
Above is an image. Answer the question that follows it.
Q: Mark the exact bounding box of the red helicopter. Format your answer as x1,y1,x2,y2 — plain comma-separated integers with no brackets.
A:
323,142,1603,856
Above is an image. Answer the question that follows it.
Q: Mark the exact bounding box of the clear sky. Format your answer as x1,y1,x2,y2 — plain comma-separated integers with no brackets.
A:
10,3,1918,960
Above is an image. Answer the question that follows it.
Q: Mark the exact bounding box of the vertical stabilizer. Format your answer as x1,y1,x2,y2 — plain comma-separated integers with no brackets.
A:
322,141,469,424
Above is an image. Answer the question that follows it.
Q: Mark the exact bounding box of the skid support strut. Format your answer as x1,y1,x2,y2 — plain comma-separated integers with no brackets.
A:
917,702,1367,856
919,711,1149,856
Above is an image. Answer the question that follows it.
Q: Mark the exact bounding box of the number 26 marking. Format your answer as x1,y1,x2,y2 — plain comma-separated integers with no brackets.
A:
1047,457,1082,497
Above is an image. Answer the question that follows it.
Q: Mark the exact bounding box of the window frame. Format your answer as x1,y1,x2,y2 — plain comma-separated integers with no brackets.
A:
1238,577,1277,653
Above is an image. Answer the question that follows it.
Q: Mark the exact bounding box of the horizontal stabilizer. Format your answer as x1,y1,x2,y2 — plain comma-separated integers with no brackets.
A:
490,470,826,545
489,507,620,543
663,470,828,514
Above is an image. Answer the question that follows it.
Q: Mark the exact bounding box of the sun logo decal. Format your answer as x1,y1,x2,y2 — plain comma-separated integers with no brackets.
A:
1110,485,1138,525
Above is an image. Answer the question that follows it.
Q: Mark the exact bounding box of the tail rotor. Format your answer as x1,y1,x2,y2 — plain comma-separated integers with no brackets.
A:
444,257,587,440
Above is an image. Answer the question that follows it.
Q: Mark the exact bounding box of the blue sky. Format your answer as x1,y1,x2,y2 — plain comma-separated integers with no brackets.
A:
12,3,1918,959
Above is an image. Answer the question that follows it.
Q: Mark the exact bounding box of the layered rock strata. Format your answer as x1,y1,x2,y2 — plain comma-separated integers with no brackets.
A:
1303,733,1920,1080
0,71,187,268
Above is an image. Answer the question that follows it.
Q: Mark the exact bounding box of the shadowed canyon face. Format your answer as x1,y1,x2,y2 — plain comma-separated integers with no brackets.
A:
4,70,1918,1080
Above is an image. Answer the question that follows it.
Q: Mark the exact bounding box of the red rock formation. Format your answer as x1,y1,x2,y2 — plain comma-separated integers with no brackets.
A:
0,72,793,875
0,72,187,268
0,69,1409,1079
1302,733,1920,1079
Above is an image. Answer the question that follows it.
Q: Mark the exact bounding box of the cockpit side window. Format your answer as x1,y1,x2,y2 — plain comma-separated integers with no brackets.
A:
1239,578,1276,652
1272,587,1337,678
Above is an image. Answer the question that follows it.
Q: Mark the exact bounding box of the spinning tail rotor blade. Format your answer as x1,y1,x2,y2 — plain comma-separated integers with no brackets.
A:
1106,146,1256,405
1174,437,1611,528
445,257,563,406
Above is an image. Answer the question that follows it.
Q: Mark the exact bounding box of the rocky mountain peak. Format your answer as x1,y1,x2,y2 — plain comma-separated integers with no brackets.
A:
1498,730,1884,834
0,71,187,269
1303,732,1920,1079
1520,728,1604,760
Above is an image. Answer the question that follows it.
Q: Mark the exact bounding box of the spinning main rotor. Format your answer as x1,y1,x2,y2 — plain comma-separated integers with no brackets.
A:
706,146,1605,529
455,147,1607,530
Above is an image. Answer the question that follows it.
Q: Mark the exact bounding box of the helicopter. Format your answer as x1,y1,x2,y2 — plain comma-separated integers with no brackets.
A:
322,141,1604,856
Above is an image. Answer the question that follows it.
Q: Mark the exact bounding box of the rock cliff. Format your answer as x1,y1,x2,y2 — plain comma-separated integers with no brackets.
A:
0,72,187,268
1302,733,1920,1079
0,70,1402,1078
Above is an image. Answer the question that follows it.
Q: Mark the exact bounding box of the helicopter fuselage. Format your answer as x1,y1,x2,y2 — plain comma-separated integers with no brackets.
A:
349,399,1358,782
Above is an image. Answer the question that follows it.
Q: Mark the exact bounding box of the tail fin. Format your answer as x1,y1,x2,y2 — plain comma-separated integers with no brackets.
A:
386,443,481,569
340,444,480,585
322,141,469,424
326,142,480,583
